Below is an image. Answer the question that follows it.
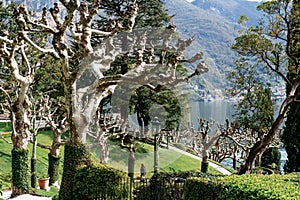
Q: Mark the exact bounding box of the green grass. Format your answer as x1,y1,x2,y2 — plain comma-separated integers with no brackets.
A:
1,122,221,198
0,122,11,132
0,123,64,198
35,186,59,197
90,141,221,177
0,133,13,189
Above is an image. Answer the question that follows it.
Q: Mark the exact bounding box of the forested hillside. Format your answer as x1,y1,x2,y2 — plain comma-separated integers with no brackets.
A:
165,0,263,94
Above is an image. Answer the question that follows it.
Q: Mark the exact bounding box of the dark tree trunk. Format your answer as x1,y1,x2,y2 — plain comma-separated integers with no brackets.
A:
31,158,36,188
48,153,61,186
31,133,37,188
238,109,286,174
58,142,91,200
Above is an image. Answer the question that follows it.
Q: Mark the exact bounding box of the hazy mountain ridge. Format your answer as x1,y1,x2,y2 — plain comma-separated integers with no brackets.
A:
165,0,263,94
192,0,263,26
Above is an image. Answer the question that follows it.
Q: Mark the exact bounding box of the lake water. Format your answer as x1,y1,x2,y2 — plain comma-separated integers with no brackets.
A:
189,100,235,127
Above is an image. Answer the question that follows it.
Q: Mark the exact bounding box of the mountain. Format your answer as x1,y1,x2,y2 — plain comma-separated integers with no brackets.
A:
4,0,264,95
164,0,264,95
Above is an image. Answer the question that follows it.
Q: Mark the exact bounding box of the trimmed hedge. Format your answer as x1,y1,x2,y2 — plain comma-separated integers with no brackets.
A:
220,174,300,200
184,173,300,200
72,163,128,200
184,177,220,200
135,172,220,200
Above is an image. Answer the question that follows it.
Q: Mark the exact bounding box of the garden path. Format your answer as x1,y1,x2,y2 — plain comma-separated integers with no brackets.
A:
163,144,232,175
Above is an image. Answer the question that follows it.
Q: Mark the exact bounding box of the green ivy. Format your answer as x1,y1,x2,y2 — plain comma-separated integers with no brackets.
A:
11,148,30,195
48,153,60,185
58,142,91,200
200,161,209,173
72,162,128,200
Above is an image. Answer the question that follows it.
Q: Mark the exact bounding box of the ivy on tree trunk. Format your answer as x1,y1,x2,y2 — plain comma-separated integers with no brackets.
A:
48,153,61,186
11,148,30,197
58,142,91,200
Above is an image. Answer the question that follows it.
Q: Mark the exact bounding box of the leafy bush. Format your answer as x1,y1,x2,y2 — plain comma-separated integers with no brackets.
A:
220,174,300,200
261,147,281,171
184,173,300,200
184,176,220,200
186,148,197,155
73,162,128,200
135,172,220,200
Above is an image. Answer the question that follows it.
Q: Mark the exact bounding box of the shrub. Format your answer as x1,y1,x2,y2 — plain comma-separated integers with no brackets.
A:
184,173,300,200
73,162,128,200
261,147,281,171
135,172,220,200
220,174,300,200
184,176,220,200
186,148,197,155
135,172,187,200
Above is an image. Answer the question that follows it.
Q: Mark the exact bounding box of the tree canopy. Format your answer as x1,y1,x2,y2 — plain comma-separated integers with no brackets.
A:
231,0,300,174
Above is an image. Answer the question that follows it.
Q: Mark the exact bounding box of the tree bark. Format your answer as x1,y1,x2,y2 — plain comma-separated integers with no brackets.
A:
10,90,32,196
238,105,286,174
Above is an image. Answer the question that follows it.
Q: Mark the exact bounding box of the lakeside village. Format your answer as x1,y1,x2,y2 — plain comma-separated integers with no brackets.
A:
190,84,286,102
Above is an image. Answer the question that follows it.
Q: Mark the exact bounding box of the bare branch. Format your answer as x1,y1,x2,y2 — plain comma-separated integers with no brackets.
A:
0,35,13,44
21,32,60,59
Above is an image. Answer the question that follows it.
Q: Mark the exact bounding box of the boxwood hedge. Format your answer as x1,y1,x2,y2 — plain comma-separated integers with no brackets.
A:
72,162,128,200
184,173,300,200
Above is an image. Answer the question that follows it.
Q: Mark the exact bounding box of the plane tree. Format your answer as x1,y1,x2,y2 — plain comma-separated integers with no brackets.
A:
0,2,55,195
0,1,208,199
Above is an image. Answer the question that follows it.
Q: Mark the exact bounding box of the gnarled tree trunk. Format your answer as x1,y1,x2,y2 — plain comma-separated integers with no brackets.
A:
11,91,32,196
238,96,294,174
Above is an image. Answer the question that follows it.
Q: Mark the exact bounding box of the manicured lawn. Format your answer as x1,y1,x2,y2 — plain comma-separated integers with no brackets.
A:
0,133,12,189
91,141,221,176
0,124,64,192
1,122,220,198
